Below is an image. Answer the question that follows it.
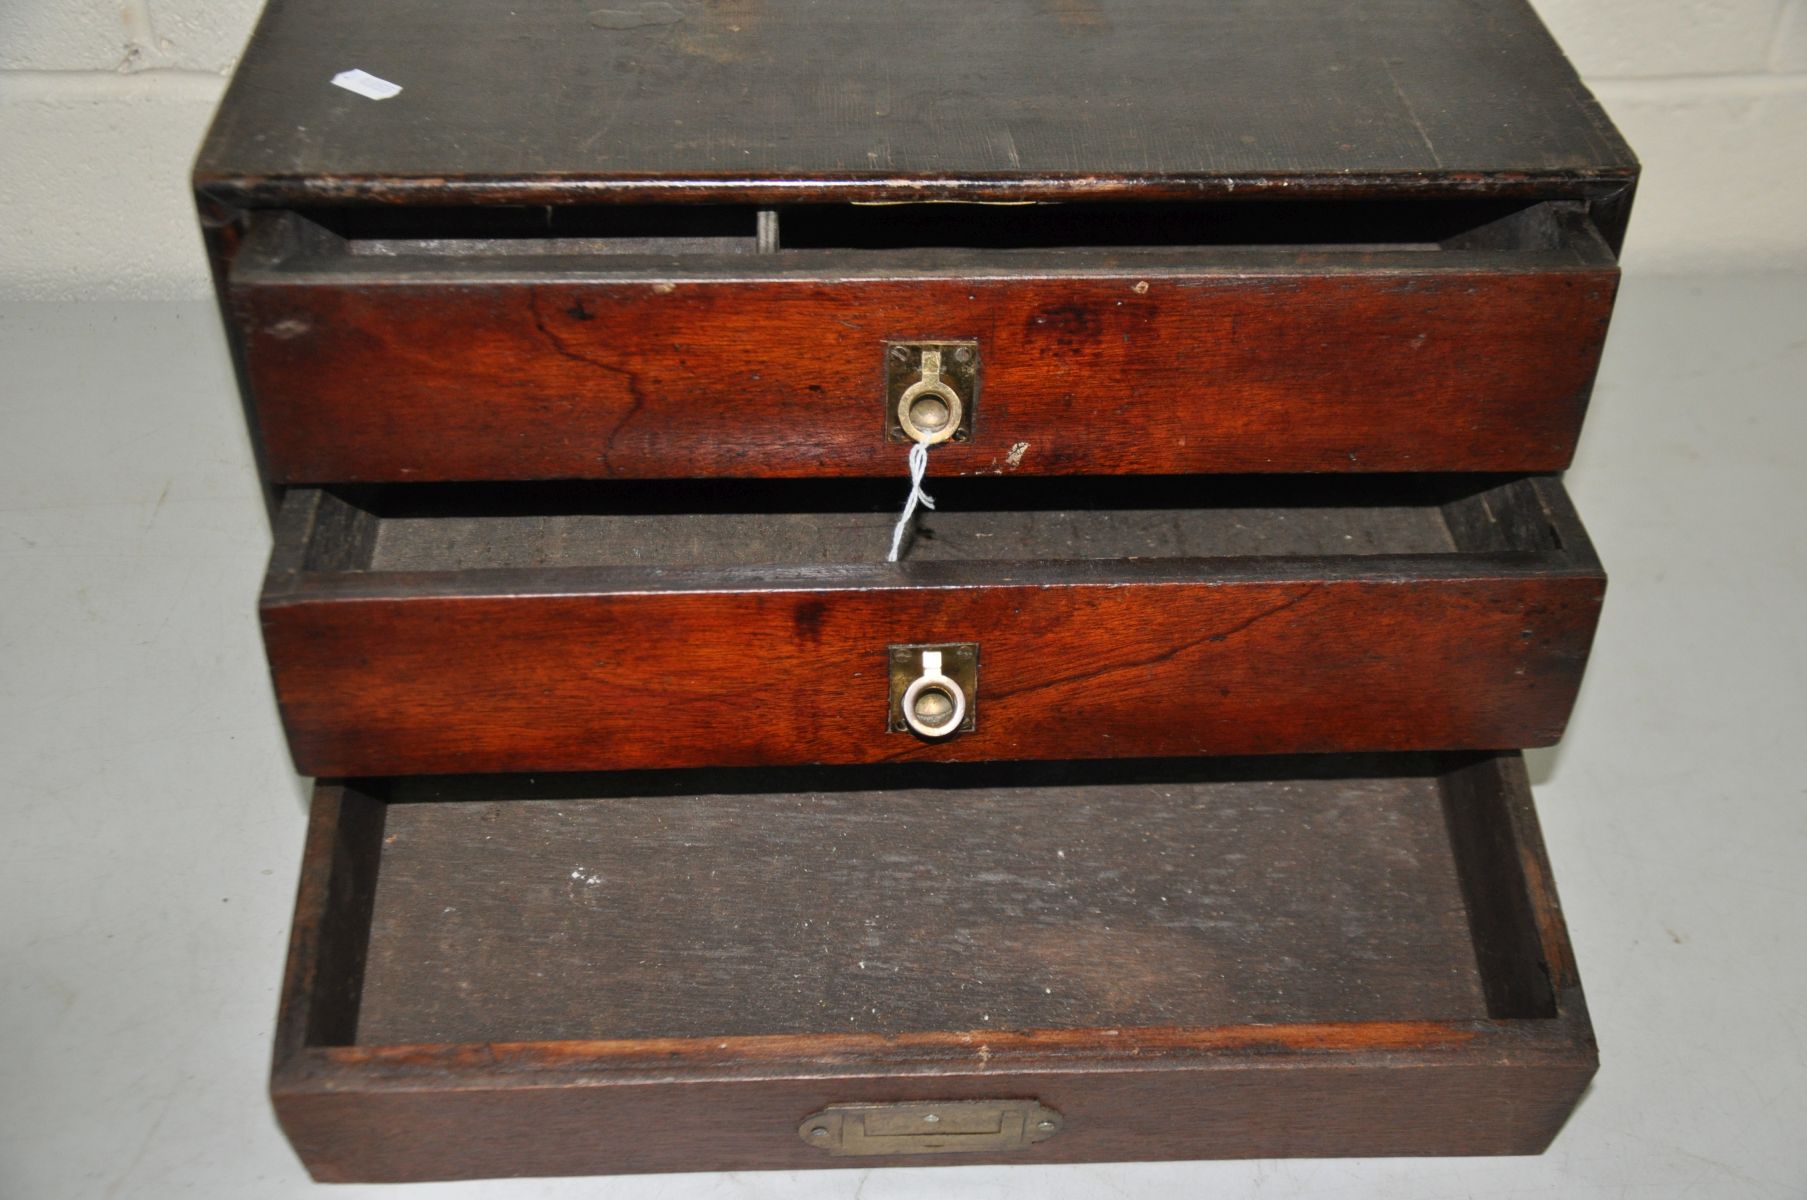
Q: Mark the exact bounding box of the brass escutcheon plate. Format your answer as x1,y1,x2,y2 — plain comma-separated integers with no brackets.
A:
887,642,979,735
799,1100,1062,1156
885,340,979,444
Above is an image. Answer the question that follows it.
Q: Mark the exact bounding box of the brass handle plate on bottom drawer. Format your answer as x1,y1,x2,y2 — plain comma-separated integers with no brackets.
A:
799,1100,1062,1156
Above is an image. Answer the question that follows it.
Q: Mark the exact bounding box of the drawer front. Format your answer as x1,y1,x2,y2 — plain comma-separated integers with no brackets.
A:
266,576,1600,776
230,206,1619,483
272,755,1595,1181
280,1059,1595,1181
260,480,1603,777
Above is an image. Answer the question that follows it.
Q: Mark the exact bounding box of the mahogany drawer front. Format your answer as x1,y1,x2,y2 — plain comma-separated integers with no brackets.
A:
229,201,1619,483
261,476,1603,776
272,753,1595,1182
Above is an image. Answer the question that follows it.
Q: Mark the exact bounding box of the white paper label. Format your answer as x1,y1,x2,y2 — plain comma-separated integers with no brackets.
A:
331,69,402,101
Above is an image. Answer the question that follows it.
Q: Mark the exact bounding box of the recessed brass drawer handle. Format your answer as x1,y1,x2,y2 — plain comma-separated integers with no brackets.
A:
897,348,963,444
889,643,978,738
885,341,978,444
902,649,966,737
799,1100,1062,1156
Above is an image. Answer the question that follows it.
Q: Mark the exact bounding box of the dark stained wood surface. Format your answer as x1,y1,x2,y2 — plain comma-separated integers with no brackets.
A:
366,489,1459,569
358,769,1484,1043
266,576,1603,775
215,0,1621,1178
233,226,1619,482
260,477,1604,776
271,754,1597,1180
277,1058,1598,1181
196,0,1634,206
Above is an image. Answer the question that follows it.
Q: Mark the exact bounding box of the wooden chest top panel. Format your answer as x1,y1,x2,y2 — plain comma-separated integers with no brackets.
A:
196,0,1634,204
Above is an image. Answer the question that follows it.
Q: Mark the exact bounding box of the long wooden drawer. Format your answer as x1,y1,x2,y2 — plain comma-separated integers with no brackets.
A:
261,475,1603,776
272,752,1595,1181
229,199,1619,483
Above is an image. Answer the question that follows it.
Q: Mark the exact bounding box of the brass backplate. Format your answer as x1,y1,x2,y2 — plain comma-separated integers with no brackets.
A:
888,642,979,735
884,340,979,443
799,1100,1062,1156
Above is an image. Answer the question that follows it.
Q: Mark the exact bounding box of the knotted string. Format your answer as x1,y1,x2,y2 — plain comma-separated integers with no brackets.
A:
887,438,936,562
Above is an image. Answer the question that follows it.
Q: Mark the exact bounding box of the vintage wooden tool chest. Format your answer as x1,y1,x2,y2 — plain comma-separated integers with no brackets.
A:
195,0,1635,1182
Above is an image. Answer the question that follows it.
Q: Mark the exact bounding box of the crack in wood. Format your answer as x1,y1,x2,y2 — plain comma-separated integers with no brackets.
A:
527,287,647,472
982,583,1326,703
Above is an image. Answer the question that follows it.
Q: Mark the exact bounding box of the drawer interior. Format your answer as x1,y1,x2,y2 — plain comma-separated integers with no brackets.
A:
297,476,1571,572
294,754,1564,1051
256,197,1601,265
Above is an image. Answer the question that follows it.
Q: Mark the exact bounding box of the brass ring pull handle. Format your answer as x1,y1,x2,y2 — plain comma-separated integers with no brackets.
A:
895,348,963,445
900,650,967,738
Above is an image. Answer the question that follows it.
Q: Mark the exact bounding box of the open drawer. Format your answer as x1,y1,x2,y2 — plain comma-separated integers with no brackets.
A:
229,198,1619,483
261,474,1604,776
272,752,1595,1181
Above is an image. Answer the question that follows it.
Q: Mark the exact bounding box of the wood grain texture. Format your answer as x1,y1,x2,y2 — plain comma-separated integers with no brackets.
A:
265,576,1601,774
273,784,384,1056
194,0,1635,207
270,755,1596,1180
364,485,1462,568
260,478,1603,776
357,770,1485,1042
234,242,1618,482
274,1059,1596,1182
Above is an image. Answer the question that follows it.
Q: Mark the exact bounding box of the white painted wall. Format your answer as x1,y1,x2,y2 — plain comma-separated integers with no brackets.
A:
2,0,1804,299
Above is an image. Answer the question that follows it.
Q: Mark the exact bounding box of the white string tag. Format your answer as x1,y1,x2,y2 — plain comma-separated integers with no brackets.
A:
887,438,936,562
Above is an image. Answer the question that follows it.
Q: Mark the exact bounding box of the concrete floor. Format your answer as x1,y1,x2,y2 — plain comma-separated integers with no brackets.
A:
2,276,1803,1198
